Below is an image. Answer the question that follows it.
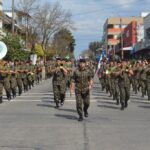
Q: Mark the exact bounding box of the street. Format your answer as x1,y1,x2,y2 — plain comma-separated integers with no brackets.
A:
0,77,150,150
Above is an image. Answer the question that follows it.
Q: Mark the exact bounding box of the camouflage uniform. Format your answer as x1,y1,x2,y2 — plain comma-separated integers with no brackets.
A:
52,64,67,107
72,67,91,119
10,70,17,98
3,65,11,100
16,65,23,96
146,66,150,100
118,67,131,110
140,66,147,97
0,64,5,103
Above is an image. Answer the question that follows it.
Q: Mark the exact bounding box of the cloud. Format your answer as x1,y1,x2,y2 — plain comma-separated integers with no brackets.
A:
3,0,149,57
109,0,137,8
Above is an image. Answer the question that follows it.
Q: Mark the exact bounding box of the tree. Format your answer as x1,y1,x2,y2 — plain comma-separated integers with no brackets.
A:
52,28,75,58
16,0,38,47
1,34,29,61
33,2,73,51
80,49,93,60
89,41,103,58
34,43,44,57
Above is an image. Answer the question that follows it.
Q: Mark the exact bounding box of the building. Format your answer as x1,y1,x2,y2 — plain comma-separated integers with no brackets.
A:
134,13,150,59
121,21,144,58
3,10,31,35
103,16,143,58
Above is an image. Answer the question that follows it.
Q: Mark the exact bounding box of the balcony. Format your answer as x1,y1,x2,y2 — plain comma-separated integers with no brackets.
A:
107,28,123,35
108,39,119,45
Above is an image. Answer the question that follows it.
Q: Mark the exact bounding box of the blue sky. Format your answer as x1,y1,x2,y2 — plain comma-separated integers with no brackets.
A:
3,0,150,58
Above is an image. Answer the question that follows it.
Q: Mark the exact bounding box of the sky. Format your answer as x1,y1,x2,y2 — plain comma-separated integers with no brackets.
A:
3,0,150,58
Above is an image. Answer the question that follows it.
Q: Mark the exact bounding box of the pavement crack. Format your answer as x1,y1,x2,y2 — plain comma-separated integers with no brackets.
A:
83,122,90,150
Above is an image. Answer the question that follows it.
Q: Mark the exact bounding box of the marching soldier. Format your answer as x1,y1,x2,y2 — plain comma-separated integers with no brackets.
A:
146,63,150,100
70,58,93,121
0,61,5,103
3,62,12,100
51,57,68,108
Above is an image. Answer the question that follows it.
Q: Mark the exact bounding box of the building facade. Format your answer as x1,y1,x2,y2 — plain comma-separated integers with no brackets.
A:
103,16,143,56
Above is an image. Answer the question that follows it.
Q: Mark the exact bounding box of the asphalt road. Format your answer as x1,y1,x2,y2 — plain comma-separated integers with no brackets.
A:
0,77,150,150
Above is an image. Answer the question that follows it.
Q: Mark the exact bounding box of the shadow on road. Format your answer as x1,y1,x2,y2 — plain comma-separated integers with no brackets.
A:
92,93,108,97
138,105,150,109
131,97,145,101
94,96,112,100
97,100,116,105
59,108,77,113
131,100,150,105
97,104,119,110
41,100,55,103
55,114,78,120
37,103,55,108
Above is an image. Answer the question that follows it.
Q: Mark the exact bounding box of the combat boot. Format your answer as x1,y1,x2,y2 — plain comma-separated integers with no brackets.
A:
141,93,144,98
116,99,119,105
84,107,88,117
55,103,59,109
124,101,128,108
121,102,124,111
78,115,83,121
0,96,2,104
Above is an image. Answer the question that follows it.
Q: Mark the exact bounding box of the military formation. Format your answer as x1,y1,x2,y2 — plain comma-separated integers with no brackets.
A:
0,60,43,103
3,56,150,122
98,59,150,110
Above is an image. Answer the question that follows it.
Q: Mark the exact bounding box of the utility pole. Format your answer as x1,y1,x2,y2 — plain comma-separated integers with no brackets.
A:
12,0,15,35
120,18,124,60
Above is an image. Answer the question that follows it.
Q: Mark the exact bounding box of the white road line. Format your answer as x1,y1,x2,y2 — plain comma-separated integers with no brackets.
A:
3,99,98,102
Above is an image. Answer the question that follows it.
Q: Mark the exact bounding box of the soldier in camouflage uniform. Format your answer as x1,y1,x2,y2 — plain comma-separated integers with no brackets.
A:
65,59,73,90
51,57,68,108
140,61,147,97
3,62,12,100
71,58,93,121
98,61,107,91
0,61,5,103
118,61,133,110
133,62,141,94
15,61,23,96
10,69,17,98
146,63,150,100
86,61,95,79
112,61,120,105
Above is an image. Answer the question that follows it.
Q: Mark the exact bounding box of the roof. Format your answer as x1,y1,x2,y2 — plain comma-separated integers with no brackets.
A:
3,9,31,18
106,17,143,25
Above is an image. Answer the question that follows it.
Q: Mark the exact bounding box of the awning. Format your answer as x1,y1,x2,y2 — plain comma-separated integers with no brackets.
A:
123,47,132,51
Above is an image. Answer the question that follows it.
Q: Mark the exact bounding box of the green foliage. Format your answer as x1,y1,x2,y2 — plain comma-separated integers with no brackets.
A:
1,33,30,61
34,43,44,57
52,29,75,58
89,41,103,53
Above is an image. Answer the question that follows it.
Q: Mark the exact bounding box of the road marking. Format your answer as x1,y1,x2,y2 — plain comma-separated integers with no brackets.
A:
3,99,98,102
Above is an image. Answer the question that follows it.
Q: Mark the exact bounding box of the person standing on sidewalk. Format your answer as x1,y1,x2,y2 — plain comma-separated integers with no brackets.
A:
70,58,93,121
